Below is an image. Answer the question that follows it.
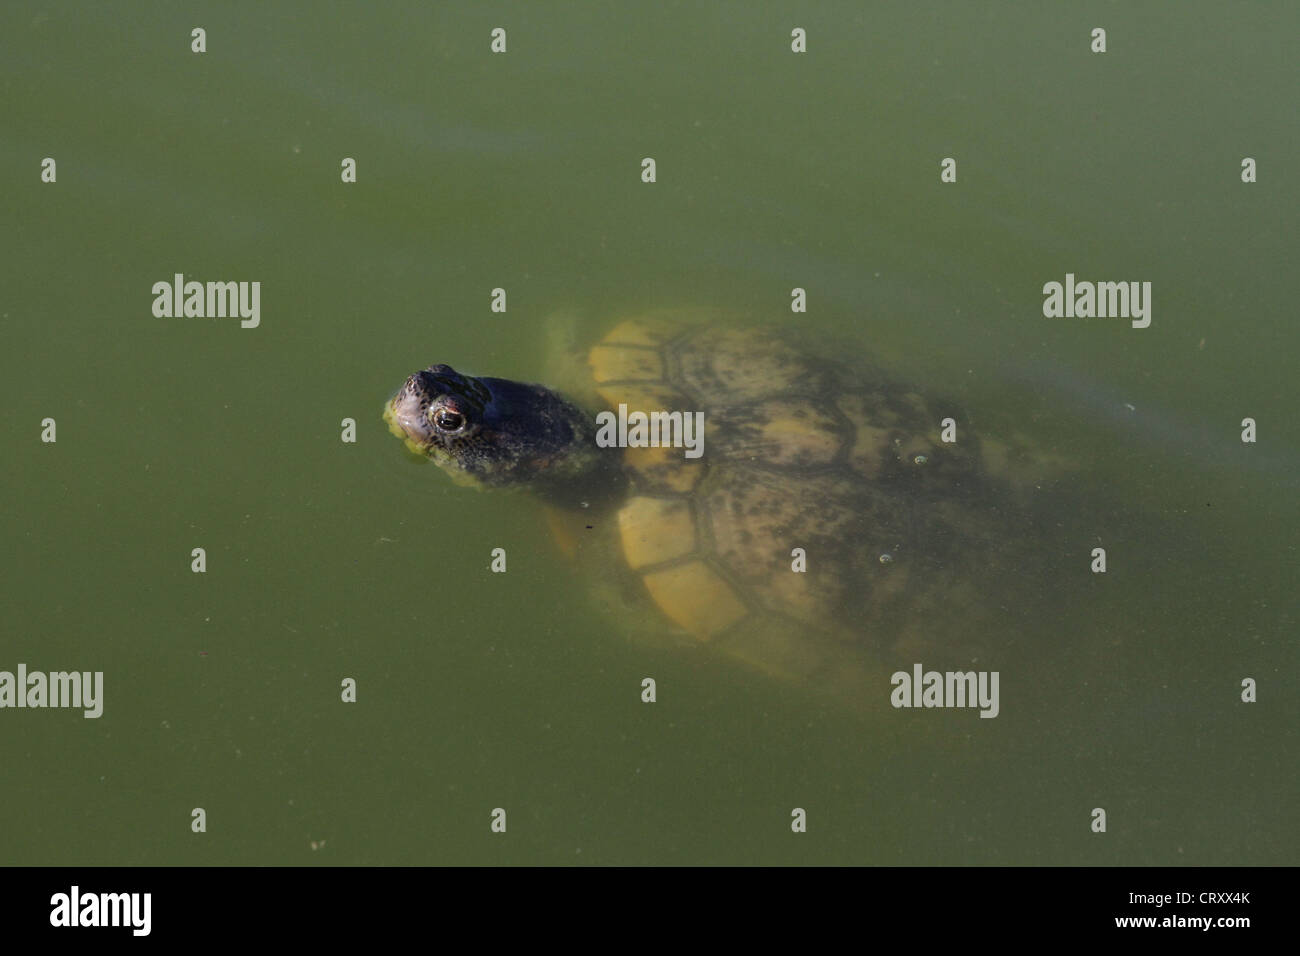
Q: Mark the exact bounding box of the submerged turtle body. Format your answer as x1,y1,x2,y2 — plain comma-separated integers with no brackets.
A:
584,317,1023,679
387,312,1053,690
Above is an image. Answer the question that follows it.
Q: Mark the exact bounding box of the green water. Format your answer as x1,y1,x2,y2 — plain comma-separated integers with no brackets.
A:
2,2,1295,865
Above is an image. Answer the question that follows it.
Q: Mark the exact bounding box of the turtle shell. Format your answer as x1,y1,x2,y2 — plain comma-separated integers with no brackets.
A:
588,316,1010,679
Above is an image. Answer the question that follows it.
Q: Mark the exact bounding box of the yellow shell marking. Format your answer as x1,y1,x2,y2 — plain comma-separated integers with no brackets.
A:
740,400,842,467
598,317,686,348
640,561,749,640
836,394,894,479
618,496,695,569
622,445,705,493
593,384,688,411
588,345,663,385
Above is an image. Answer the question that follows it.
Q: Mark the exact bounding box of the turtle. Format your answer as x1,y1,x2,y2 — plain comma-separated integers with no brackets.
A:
384,311,1062,704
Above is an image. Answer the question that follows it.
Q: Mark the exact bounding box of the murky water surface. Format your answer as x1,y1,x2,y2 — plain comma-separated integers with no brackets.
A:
1,2,1294,864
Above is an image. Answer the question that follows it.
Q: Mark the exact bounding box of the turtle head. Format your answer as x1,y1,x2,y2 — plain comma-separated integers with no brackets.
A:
386,364,617,502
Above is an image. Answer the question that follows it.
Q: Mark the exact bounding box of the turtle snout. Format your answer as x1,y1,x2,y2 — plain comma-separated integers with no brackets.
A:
388,378,436,445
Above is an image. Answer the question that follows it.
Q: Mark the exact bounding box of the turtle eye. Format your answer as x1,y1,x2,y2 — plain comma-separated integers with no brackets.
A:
433,408,465,432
